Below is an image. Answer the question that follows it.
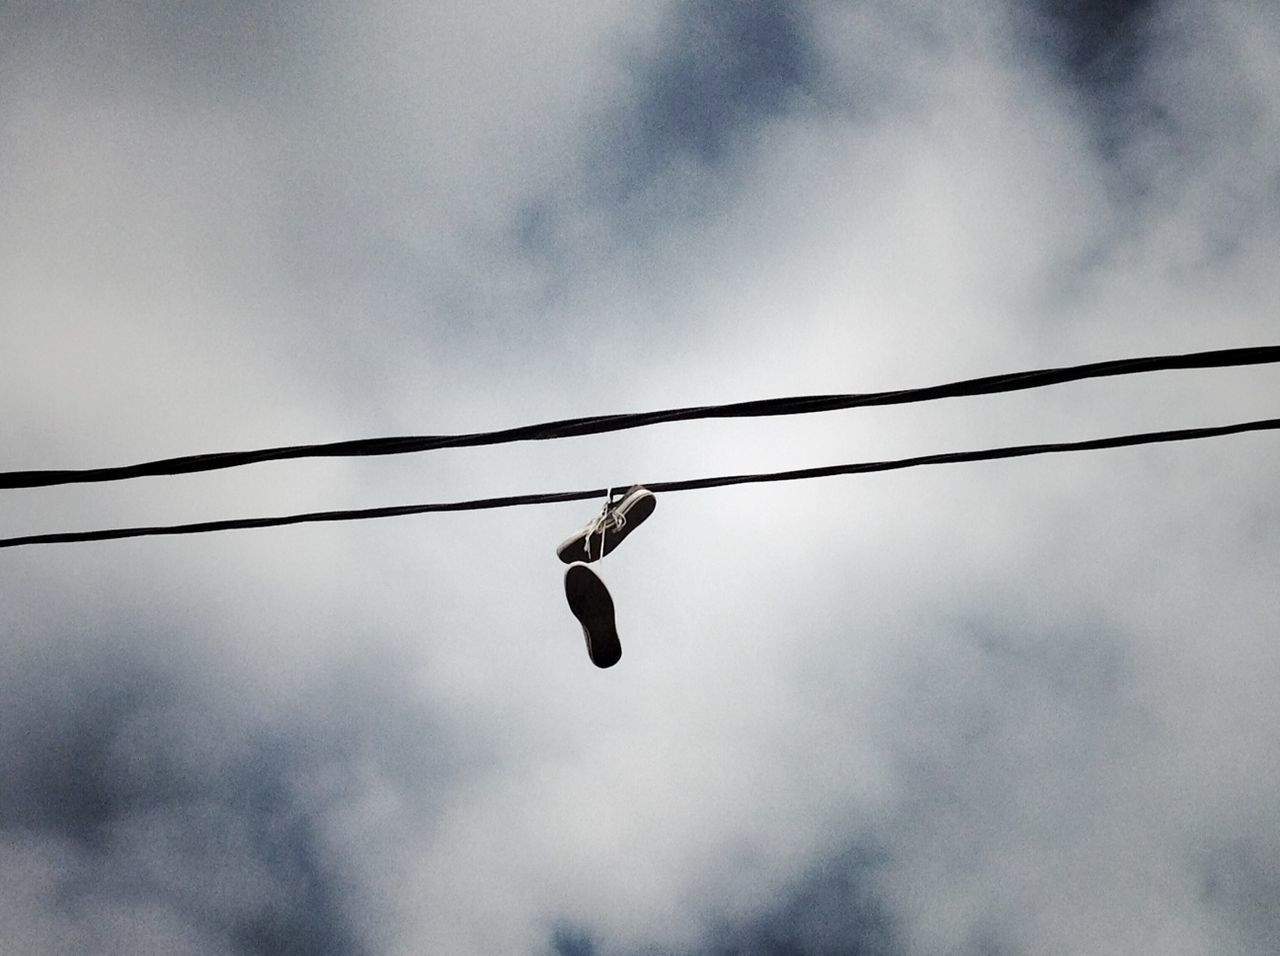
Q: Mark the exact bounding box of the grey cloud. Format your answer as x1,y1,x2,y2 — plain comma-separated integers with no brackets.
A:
548,846,895,956
695,847,896,956
1200,840,1280,952
512,0,828,294
0,0,314,114
597,0,821,195
1049,0,1280,259
1019,0,1160,97
4,1,1280,954
550,924,597,956
0,627,466,955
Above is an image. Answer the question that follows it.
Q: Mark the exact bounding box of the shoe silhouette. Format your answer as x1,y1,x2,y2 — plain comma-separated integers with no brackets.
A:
564,562,621,668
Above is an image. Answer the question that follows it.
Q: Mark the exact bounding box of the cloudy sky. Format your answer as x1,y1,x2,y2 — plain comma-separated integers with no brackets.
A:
3,1,1279,953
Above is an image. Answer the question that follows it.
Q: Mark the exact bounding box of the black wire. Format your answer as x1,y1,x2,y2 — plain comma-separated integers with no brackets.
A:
3,417,1275,549
4,345,1278,489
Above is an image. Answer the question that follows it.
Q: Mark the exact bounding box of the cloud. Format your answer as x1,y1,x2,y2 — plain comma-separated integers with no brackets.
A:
0,645,368,955
3,1,1279,954
594,0,821,196
1017,0,1160,94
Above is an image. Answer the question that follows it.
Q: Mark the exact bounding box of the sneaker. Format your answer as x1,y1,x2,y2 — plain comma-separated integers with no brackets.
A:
556,486,657,564
564,562,621,668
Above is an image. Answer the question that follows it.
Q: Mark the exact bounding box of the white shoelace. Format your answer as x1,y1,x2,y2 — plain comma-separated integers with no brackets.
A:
582,488,626,558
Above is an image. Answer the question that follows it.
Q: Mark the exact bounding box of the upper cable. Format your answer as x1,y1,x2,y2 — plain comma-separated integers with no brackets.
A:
4,345,1278,490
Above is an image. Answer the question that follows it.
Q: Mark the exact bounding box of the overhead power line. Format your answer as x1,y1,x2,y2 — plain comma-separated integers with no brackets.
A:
3,345,1278,490
2,417,1276,549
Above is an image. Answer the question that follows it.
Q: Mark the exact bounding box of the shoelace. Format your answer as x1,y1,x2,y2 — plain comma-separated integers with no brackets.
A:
582,489,626,558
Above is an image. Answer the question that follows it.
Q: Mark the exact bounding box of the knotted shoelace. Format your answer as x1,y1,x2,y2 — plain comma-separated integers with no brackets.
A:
581,488,628,558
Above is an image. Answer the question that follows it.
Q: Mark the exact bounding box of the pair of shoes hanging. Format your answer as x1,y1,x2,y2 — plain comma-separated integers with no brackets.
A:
557,486,656,669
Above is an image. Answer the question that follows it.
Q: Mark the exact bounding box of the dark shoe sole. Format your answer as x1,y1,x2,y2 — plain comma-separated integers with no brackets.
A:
556,488,658,564
564,563,621,668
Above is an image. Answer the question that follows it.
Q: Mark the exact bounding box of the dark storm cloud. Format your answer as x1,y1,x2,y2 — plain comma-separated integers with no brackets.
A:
513,0,830,308
548,846,896,956
1,668,356,955
0,650,177,849
590,0,823,213
0,633,463,955
1008,0,1166,189
623,1,817,168
550,924,597,956
697,847,897,956
1020,0,1160,96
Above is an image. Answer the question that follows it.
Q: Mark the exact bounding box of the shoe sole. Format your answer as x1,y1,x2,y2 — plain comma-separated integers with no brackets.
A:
556,488,657,564
564,563,621,668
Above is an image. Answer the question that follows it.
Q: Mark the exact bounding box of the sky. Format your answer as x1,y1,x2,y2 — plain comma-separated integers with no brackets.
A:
2,1,1279,953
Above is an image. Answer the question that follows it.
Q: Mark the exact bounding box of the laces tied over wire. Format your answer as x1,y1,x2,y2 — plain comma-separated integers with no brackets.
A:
582,487,627,559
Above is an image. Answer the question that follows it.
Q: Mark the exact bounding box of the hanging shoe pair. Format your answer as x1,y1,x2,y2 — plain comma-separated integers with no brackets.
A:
558,486,656,669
